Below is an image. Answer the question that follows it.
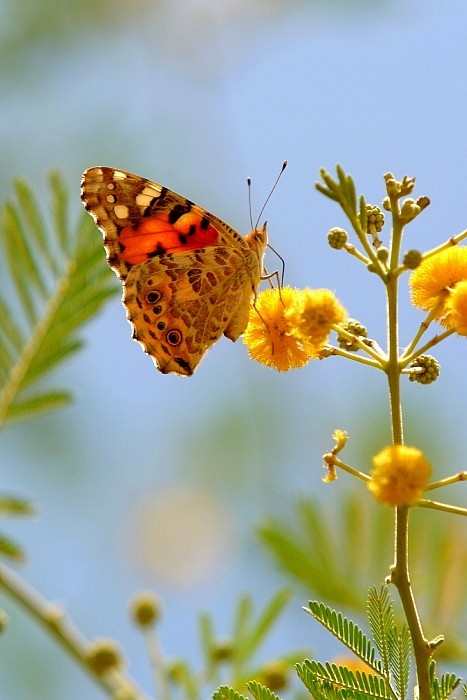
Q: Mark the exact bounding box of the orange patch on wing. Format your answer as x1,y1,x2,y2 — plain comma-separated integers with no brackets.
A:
119,214,219,265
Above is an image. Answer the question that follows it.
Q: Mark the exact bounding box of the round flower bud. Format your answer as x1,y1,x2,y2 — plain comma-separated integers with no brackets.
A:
260,659,290,692
403,249,423,270
85,639,124,675
211,638,234,663
408,355,440,384
336,319,368,352
167,659,186,685
365,205,385,233
130,592,162,627
377,247,389,263
327,227,348,249
368,445,432,506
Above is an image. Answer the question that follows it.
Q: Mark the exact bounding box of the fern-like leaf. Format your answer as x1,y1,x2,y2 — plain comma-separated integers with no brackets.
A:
0,173,118,427
305,601,383,675
429,661,462,700
297,660,392,700
367,587,394,678
213,686,249,700
387,626,411,700
247,680,282,700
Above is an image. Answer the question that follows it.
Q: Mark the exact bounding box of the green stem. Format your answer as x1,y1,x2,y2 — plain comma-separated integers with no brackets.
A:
400,327,455,368
426,471,467,490
385,204,433,700
143,627,171,700
0,562,149,699
390,508,432,700
417,499,467,517
385,274,403,445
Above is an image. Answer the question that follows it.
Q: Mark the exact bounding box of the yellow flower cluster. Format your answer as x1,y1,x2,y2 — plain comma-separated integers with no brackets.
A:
409,247,467,334
243,286,346,371
368,445,431,506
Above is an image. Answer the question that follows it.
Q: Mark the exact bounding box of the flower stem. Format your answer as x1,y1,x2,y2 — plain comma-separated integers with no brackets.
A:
385,205,434,700
390,507,432,700
0,561,149,699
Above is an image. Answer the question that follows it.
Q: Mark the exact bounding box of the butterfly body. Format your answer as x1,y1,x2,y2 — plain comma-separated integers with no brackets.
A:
81,167,267,375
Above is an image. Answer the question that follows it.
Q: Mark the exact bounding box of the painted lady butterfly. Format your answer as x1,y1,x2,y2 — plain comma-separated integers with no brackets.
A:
81,167,268,376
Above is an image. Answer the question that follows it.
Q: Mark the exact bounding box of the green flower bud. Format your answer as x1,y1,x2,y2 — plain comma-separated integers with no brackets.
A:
408,355,440,384
327,227,348,250
337,319,368,352
130,592,162,627
85,639,124,675
366,205,385,233
377,247,389,263
403,249,423,270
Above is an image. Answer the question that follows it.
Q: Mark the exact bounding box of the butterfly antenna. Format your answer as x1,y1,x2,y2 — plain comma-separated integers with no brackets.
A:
247,177,254,230
254,160,287,230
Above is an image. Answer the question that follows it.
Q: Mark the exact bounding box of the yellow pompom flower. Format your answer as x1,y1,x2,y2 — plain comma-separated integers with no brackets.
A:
286,288,347,355
443,279,467,335
243,287,310,371
409,247,467,320
368,445,431,506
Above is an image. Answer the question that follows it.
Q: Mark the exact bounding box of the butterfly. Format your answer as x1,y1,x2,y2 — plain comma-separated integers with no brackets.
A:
81,167,268,376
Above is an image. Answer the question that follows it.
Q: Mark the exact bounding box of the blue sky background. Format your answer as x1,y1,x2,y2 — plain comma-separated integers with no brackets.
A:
1,1,467,698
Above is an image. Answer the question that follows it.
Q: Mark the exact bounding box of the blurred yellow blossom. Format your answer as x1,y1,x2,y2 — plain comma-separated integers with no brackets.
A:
368,445,431,506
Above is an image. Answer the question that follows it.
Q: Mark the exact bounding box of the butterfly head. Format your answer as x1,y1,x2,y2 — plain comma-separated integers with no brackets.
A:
245,222,268,258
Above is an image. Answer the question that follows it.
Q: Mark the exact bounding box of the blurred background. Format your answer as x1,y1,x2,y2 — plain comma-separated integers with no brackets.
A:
2,0,467,697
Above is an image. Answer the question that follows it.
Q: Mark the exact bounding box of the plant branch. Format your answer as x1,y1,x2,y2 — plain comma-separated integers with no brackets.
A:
0,561,149,699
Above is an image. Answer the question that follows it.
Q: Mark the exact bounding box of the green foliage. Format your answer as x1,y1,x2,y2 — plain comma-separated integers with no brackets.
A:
367,586,397,678
0,494,35,517
246,680,282,700
366,587,410,700
0,531,25,560
0,494,36,560
258,493,392,610
0,172,118,428
0,172,117,560
296,660,392,700
231,589,291,679
305,601,382,675
429,662,461,700
199,589,296,690
259,492,467,662
169,590,303,700
297,588,413,700
213,687,249,700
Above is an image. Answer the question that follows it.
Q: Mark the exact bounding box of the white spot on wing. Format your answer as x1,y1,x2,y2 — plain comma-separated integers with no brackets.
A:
114,204,129,219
